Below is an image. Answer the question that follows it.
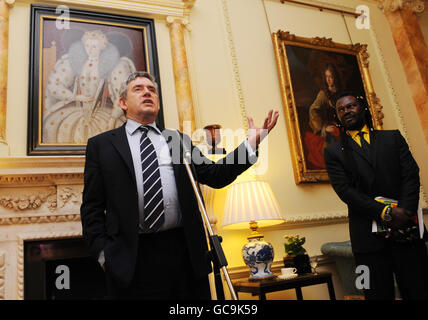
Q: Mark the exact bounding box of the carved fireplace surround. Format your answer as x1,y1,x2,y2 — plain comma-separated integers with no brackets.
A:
0,157,85,300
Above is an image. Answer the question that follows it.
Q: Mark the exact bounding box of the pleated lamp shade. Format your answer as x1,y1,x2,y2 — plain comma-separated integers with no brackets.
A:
222,180,284,230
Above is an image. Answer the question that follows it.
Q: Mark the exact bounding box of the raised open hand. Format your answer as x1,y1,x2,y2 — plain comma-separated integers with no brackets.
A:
247,109,279,150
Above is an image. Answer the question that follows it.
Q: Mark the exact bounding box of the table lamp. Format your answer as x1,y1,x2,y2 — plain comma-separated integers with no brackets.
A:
222,179,284,280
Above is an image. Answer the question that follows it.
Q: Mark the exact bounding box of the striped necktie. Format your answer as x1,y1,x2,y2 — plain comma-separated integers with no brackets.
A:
139,125,164,231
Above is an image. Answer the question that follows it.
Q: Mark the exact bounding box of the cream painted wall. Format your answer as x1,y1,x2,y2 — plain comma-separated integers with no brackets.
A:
187,0,245,132
7,2,30,157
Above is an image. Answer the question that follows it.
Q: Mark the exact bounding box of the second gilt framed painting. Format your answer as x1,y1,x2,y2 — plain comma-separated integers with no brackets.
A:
272,31,384,184
28,5,163,155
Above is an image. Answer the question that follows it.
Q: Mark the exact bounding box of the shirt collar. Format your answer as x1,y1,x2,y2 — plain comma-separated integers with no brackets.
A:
125,119,161,135
347,124,369,140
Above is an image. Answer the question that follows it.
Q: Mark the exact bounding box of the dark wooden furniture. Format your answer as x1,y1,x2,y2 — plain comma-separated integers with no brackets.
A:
232,272,336,300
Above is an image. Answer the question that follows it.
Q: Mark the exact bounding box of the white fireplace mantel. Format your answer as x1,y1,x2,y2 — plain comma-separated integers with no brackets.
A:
0,157,85,299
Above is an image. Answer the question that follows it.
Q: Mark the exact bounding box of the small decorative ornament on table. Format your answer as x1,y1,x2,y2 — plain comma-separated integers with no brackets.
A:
278,267,298,280
283,235,312,275
241,222,275,280
310,256,320,274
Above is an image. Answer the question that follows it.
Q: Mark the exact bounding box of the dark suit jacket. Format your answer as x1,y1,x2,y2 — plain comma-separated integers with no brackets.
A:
324,129,420,253
80,124,255,287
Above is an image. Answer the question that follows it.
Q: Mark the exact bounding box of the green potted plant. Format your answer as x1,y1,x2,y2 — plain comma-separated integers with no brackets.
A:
283,235,312,275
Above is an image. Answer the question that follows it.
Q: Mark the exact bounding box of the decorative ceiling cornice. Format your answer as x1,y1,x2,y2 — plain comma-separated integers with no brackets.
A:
377,0,425,14
15,0,196,18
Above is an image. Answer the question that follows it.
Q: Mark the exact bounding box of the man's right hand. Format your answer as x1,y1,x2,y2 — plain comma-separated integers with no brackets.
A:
386,207,416,229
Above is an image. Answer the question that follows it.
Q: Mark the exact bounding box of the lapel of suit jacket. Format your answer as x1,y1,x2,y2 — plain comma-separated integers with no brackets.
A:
109,123,137,187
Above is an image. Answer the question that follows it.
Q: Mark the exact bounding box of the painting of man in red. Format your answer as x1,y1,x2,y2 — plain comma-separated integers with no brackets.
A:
304,63,341,169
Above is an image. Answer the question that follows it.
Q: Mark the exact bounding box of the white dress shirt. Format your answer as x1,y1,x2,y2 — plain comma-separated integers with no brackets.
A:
125,119,182,233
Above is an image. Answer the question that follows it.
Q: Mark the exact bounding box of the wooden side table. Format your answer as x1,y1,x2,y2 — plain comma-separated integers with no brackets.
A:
232,272,336,300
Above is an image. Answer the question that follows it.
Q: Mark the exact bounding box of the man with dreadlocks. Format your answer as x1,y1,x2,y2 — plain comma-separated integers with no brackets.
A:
324,92,428,300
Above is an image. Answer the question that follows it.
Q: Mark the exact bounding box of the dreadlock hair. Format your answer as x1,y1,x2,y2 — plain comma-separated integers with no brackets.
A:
333,91,374,187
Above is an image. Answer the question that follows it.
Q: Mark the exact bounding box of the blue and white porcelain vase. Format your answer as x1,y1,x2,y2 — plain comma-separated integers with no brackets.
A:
242,236,275,280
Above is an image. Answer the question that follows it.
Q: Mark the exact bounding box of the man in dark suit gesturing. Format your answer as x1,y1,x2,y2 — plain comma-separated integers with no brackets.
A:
80,71,279,299
324,92,428,300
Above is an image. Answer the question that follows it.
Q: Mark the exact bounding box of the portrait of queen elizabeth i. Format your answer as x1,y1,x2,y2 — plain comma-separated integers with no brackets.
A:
42,29,136,144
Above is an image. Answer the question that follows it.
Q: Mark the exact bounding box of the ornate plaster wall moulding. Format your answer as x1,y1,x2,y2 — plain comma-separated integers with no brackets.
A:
283,211,348,225
220,0,249,132
0,173,83,187
58,185,83,209
263,210,349,231
0,214,80,225
49,174,84,186
0,175,50,187
378,0,425,14
0,187,57,213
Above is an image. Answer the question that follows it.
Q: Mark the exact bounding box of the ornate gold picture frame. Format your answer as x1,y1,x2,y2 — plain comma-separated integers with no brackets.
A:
272,30,384,184
28,5,163,155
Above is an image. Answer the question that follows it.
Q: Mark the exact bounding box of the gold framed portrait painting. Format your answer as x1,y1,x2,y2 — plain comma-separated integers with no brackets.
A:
28,5,163,155
272,31,384,184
